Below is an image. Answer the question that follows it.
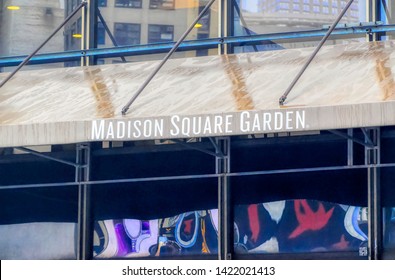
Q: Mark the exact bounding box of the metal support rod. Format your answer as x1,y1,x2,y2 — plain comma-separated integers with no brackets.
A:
0,1,87,88
14,147,80,167
2,162,395,191
279,0,354,105
121,0,217,115
361,128,375,147
347,128,354,166
381,0,392,23
1,23,392,67
209,137,224,157
97,9,127,63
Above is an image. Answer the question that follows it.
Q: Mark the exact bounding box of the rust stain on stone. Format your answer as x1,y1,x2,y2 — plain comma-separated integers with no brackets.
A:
84,67,115,118
369,42,395,101
222,55,255,111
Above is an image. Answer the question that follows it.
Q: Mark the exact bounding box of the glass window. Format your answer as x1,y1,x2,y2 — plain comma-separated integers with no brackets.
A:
148,24,174,43
94,209,218,258
115,0,142,8
234,200,368,255
230,134,369,258
0,0,81,69
235,1,364,34
99,0,108,7
383,207,395,258
233,0,366,53
96,0,219,63
149,0,175,10
98,22,106,45
114,23,141,45
0,150,78,259
91,140,217,259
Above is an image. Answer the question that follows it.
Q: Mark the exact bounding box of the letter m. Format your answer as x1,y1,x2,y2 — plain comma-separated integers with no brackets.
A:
92,120,105,140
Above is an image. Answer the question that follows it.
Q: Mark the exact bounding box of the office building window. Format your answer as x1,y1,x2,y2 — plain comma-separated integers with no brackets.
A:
99,0,107,7
148,24,174,43
98,22,105,45
115,0,142,8
114,23,141,46
149,0,175,9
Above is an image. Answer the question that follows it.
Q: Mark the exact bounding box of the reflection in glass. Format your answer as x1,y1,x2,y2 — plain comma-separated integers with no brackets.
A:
383,207,395,256
98,0,219,62
0,0,67,57
0,0,82,69
233,0,366,52
94,210,218,258
115,0,142,8
114,22,141,45
0,223,77,259
148,24,174,43
236,0,363,34
234,199,368,255
149,0,175,10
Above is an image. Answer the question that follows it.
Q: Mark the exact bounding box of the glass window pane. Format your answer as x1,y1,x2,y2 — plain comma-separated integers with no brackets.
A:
231,135,369,258
115,0,142,8
148,24,174,43
92,179,218,259
150,0,175,10
234,200,368,255
0,187,78,259
98,21,106,45
97,0,219,63
382,165,395,259
94,208,218,258
114,23,141,45
383,207,395,258
0,0,82,70
233,0,367,52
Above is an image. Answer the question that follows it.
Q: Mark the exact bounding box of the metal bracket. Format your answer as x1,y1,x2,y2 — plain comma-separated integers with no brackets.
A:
171,139,223,157
361,128,375,147
209,137,225,157
14,147,83,168
329,129,375,148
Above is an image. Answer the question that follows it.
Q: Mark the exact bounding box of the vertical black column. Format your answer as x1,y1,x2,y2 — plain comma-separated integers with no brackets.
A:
76,143,92,260
365,128,382,260
219,0,234,54
216,137,232,260
368,0,382,41
88,0,98,65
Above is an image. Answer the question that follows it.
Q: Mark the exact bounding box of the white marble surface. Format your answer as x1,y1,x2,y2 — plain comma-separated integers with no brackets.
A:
1,40,395,147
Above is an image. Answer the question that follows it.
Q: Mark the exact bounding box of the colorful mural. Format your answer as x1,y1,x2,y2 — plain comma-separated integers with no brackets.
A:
384,207,395,250
94,210,218,258
93,199,370,258
234,200,368,254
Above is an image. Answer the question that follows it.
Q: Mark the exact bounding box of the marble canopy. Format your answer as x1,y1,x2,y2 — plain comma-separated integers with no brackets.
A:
1,40,395,147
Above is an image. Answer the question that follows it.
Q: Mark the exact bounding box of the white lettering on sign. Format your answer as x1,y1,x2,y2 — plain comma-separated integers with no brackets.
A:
90,110,307,141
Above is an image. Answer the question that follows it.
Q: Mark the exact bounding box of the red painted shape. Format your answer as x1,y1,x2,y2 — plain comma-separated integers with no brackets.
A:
332,234,349,250
248,204,260,243
183,219,193,234
289,200,334,239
